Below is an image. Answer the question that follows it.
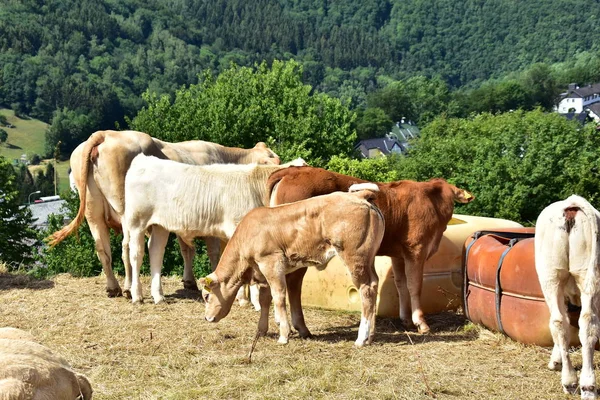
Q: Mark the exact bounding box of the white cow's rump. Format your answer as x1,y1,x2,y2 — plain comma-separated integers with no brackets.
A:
123,154,305,304
535,195,600,399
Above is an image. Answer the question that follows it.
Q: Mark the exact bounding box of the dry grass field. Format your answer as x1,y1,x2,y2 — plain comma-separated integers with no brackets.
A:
0,269,589,399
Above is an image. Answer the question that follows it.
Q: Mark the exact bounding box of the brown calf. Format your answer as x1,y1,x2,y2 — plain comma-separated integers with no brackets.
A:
200,185,385,346
267,166,474,334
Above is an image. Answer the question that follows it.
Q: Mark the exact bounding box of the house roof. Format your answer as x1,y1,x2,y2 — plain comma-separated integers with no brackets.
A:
562,83,600,99
29,199,67,228
587,102,600,117
354,137,405,157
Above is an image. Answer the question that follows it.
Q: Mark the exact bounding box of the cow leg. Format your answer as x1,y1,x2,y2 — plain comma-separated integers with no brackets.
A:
257,285,272,336
263,269,290,344
121,235,133,299
390,256,413,328
404,251,430,334
148,226,169,304
346,257,379,347
236,286,250,307
205,237,222,270
578,292,599,399
543,279,578,394
250,284,261,311
178,236,198,291
286,268,312,339
87,211,122,297
128,229,146,304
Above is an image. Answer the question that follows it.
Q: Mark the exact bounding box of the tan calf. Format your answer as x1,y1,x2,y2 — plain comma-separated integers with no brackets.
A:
200,184,385,346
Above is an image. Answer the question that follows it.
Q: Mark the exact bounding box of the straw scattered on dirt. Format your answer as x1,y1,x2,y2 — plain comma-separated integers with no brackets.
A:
0,271,588,399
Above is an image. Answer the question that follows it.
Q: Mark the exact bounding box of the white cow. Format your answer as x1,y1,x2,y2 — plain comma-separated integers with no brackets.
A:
535,195,600,399
123,154,305,304
49,130,281,298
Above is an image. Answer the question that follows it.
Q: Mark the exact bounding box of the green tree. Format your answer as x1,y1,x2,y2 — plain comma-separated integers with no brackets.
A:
0,128,7,143
130,60,356,166
0,156,36,267
327,155,401,182
354,107,393,139
397,109,600,224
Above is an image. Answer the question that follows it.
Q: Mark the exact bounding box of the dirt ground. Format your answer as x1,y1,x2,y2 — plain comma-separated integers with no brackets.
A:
0,271,588,399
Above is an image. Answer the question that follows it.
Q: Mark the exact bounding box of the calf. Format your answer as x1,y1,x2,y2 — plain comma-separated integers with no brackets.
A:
122,154,305,304
267,166,474,335
535,195,600,399
200,185,385,346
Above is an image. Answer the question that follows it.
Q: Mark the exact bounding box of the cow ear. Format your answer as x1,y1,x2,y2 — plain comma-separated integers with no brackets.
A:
199,275,218,292
254,142,267,149
454,187,475,203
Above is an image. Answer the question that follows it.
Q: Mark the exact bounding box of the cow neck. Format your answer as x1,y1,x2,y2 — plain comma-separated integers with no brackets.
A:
221,146,257,164
214,238,250,289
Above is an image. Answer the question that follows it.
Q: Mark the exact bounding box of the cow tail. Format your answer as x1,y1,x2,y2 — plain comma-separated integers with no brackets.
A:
46,131,106,246
265,169,287,206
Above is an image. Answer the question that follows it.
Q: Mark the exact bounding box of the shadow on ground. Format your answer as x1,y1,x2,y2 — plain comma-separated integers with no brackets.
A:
0,272,54,291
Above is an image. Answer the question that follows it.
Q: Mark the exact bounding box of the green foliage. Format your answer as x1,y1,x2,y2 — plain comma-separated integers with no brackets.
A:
396,110,600,224
327,155,401,182
0,129,7,143
45,108,97,158
35,190,211,279
131,60,356,166
2,0,600,142
0,156,36,267
355,107,393,139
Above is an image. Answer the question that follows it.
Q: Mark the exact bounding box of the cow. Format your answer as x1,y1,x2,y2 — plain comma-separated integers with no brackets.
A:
48,130,280,298
265,166,474,335
200,184,385,346
0,327,93,399
535,195,600,399
122,154,305,305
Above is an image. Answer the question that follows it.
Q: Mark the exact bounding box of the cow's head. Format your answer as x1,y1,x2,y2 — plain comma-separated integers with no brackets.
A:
252,142,281,165
199,273,240,323
452,186,475,204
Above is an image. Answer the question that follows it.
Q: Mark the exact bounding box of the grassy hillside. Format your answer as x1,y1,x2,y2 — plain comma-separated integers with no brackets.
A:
0,109,70,193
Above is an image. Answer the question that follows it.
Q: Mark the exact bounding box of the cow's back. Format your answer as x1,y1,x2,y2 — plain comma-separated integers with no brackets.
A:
268,166,367,206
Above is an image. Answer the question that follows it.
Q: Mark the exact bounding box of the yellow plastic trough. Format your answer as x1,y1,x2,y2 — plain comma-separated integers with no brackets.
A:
300,214,523,317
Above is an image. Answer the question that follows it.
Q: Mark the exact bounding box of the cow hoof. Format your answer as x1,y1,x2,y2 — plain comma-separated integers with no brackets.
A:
277,336,289,345
182,280,199,291
562,383,578,395
106,287,123,298
123,289,132,300
417,322,431,335
400,318,415,329
132,298,144,305
548,360,562,371
298,331,313,340
237,298,250,307
354,339,368,347
253,304,261,312
153,296,166,304
581,386,596,399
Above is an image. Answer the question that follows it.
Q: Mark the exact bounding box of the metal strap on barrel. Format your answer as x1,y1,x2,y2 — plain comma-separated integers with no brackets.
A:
495,238,518,336
462,231,485,320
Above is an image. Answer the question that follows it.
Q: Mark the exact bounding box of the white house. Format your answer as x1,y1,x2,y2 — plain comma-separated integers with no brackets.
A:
556,83,600,114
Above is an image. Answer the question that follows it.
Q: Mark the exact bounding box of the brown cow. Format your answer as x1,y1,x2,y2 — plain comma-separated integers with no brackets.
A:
48,130,280,298
266,166,474,335
200,184,385,346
